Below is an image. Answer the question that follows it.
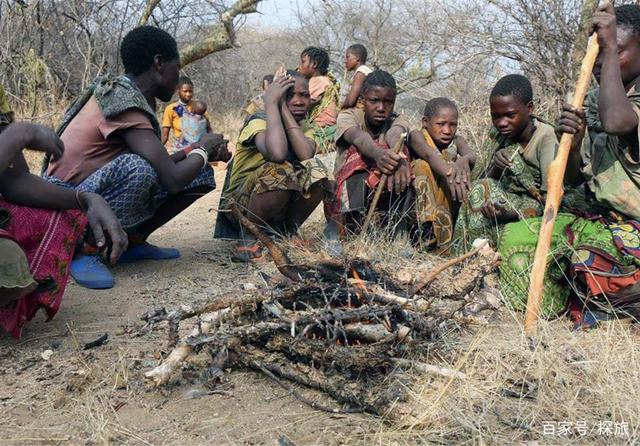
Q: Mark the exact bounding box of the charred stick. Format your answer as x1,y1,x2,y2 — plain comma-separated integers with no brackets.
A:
145,309,231,386
409,240,489,297
343,322,393,343
234,348,378,414
230,202,308,282
347,281,432,313
187,305,400,348
265,335,395,371
247,355,364,414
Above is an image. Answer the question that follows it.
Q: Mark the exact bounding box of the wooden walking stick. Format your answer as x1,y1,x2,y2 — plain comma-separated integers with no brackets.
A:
524,19,602,336
361,132,408,233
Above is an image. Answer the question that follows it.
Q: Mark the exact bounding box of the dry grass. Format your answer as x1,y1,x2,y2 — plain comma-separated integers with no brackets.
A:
13,100,640,445
281,217,640,445
305,236,639,446
347,313,638,445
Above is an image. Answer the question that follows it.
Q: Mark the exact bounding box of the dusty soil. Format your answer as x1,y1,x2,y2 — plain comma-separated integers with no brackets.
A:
0,166,377,445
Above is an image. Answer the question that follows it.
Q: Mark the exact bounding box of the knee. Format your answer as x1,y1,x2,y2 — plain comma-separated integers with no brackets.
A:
310,178,331,194
124,154,158,187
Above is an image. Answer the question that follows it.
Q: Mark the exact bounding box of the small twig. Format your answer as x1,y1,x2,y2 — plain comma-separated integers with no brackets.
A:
82,333,109,350
249,357,364,414
409,240,489,297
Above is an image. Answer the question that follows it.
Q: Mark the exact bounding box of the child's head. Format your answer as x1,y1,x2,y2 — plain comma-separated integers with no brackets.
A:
422,97,459,149
299,47,330,78
191,100,207,117
345,44,368,71
262,74,274,91
284,70,311,123
489,74,533,140
361,70,397,129
176,76,194,103
598,5,640,86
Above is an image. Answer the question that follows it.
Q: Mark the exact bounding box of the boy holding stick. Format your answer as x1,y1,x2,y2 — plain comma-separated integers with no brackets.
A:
501,4,640,322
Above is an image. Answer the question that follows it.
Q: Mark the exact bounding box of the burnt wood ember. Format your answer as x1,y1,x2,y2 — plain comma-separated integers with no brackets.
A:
144,209,500,417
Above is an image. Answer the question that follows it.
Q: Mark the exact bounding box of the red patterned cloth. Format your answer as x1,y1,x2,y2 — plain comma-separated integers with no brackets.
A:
329,142,412,218
0,198,86,339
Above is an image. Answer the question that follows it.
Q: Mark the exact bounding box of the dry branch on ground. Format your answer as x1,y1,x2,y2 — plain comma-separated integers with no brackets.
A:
143,214,500,418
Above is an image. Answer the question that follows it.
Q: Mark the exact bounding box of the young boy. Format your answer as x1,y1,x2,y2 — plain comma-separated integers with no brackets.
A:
161,76,211,146
216,71,329,262
178,100,209,149
453,74,558,253
325,70,413,245
409,97,476,251
341,44,373,109
498,4,640,319
242,74,274,118
298,47,340,153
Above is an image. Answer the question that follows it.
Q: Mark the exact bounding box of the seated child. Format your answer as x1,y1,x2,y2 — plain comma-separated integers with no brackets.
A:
325,70,414,243
408,97,476,251
298,47,340,153
499,4,640,319
242,75,274,118
161,76,211,147
453,74,558,253
177,100,209,149
341,44,373,109
216,71,329,262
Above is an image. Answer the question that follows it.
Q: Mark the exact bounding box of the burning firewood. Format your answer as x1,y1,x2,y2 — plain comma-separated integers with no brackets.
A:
143,208,500,417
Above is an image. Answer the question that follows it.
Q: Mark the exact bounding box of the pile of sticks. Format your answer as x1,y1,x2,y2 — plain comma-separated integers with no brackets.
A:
143,204,499,418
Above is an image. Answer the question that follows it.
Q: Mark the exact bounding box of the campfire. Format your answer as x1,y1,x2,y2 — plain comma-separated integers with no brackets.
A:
143,204,500,418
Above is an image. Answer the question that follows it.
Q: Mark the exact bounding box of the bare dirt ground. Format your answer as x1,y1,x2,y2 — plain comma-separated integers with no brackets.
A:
4,163,640,446
0,166,376,445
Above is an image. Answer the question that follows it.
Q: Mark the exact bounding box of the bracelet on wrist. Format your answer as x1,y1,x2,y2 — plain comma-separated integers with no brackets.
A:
188,147,209,168
75,190,87,211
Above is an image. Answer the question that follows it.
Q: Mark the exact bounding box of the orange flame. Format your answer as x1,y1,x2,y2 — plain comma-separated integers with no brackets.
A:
351,269,369,295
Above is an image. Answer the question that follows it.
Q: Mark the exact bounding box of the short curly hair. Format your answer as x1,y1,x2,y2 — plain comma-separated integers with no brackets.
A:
423,97,458,119
361,70,397,95
490,74,533,105
616,4,640,35
177,76,193,88
120,26,179,76
347,44,368,64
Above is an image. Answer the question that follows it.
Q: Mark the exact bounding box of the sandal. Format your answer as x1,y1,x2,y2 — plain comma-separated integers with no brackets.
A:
231,242,264,263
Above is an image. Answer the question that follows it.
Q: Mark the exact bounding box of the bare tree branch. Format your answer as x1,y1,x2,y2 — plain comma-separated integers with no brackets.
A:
179,0,262,67
138,0,162,26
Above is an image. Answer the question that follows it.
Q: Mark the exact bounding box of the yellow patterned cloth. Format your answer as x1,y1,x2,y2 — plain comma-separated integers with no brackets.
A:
412,129,459,248
220,113,328,223
227,157,328,223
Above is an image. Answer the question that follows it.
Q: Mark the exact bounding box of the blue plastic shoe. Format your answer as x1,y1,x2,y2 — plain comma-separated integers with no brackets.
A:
117,242,180,264
70,255,114,289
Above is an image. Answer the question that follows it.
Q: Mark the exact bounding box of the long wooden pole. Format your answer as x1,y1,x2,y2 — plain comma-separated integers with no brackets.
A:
523,33,601,336
361,132,408,233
